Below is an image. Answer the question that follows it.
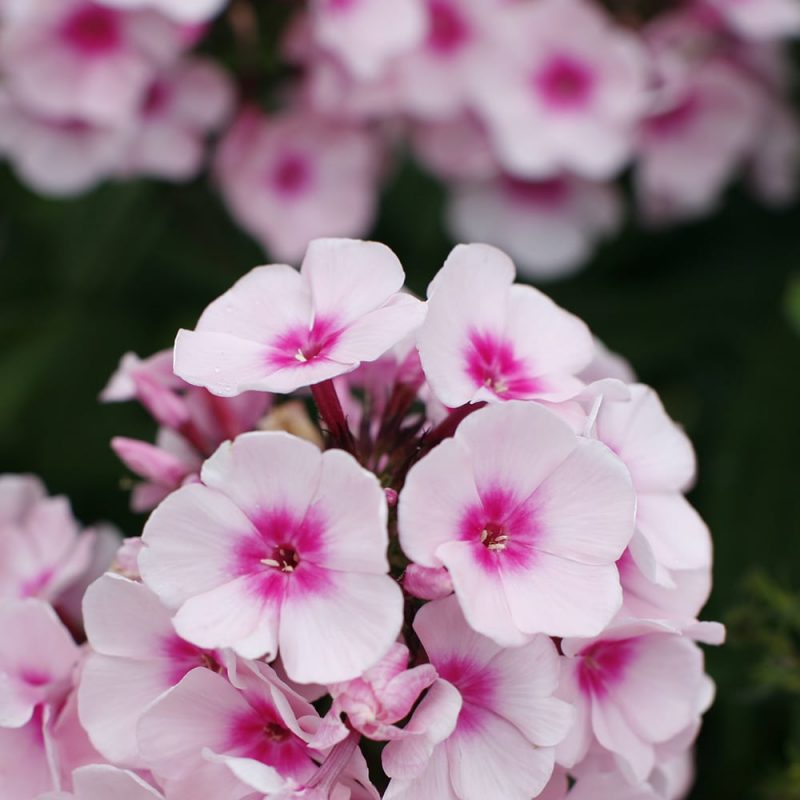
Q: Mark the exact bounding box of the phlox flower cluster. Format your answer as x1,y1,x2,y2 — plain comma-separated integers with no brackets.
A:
1,0,798,278
1,237,723,798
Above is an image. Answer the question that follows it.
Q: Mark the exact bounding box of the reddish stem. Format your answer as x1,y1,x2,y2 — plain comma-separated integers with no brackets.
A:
311,380,356,454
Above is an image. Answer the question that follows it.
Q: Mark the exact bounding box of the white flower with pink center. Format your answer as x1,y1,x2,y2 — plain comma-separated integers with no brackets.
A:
635,60,762,223
386,0,503,121
382,596,574,800
118,56,234,182
139,430,404,683
0,474,106,606
417,243,593,407
556,622,714,783
0,91,128,197
467,0,647,179
0,599,79,729
173,238,426,396
309,0,427,80
78,573,230,766
214,109,382,262
0,0,184,127
398,401,635,645
447,174,623,280
137,664,322,796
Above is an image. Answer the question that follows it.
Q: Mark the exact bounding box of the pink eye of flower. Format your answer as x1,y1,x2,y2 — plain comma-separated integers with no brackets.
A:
534,54,595,111
427,1,470,55
501,176,570,207
464,330,542,399
142,81,171,117
271,153,314,198
60,5,122,56
577,639,636,698
479,522,509,552
263,721,291,742
261,544,301,573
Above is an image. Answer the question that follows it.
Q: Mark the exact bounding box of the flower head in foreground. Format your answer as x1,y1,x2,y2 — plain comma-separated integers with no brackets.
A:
399,401,635,644
173,238,426,396
139,431,403,683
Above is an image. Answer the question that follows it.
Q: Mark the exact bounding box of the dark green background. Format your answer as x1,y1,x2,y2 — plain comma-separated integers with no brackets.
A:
1,153,799,796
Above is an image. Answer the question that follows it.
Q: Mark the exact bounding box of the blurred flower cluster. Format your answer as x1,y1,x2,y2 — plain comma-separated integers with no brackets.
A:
1,238,723,798
0,0,798,278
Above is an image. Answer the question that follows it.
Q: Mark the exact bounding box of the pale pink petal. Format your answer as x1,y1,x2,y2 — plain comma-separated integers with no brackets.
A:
398,437,480,568
302,238,405,326
69,764,165,800
502,553,623,638
137,667,250,776
534,438,635,564
436,541,529,647
446,713,557,800
279,571,403,683
173,576,278,660
311,448,389,573
200,432,323,524
635,493,712,572
455,401,578,502
83,573,174,659
140,483,257,607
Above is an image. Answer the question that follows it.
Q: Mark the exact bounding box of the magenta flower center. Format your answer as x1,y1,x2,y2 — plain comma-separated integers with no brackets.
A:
60,5,122,56
534,54,595,111
269,317,342,368
263,721,291,742
142,81,171,117
427,0,470,55
261,544,301,574
271,153,314,198
502,176,570,207
464,330,541,399
480,521,508,552
576,638,636,698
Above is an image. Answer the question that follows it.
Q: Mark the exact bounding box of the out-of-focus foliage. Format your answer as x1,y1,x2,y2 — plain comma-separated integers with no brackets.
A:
729,573,800,799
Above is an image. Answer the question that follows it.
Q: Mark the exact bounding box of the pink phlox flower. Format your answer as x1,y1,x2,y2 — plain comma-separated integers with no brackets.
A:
136,661,326,798
0,0,187,127
382,596,574,800
213,109,383,263
417,243,593,407
139,431,404,683
635,48,762,223
327,642,438,740
0,88,129,197
0,599,80,729
0,475,108,610
446,173,623,280
79,573,233,766
398,400,635,645
118,56,234,182
173,238,426,396
467,0,648,179
556,620,715,784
